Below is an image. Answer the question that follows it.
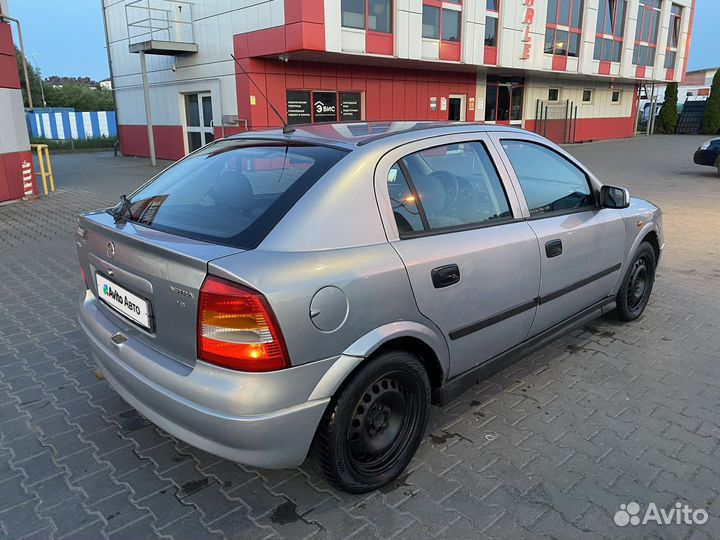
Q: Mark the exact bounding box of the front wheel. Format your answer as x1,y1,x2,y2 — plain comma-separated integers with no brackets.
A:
313,350,430,493
615,241,656,321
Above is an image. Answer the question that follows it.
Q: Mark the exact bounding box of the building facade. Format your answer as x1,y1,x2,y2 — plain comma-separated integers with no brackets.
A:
103,0,696,161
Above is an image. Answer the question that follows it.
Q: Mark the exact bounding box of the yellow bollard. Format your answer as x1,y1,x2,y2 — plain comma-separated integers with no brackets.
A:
43,146,55,192
30,144,55,196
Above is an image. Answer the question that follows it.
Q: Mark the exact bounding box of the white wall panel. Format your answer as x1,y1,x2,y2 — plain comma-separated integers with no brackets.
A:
105,0,285,126
341,29,366,53
324,0,342,52
407,11,422,59
421,39,439,60
0,89,30,154
523,77,634,119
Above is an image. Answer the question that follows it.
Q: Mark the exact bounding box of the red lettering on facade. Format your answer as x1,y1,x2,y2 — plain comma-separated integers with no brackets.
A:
520,3,534,59
521,43,531,59
524,7,535,25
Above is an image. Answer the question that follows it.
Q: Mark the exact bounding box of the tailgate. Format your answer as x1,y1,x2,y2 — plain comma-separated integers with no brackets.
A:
77,210,241,367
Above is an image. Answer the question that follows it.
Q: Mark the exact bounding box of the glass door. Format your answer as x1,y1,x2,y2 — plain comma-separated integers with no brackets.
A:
485,77,524,125
185,93,214,153
496,84,511,124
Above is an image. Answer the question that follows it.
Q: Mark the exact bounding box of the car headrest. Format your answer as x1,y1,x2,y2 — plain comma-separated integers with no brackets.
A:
212,170,253,205
412,174,445,215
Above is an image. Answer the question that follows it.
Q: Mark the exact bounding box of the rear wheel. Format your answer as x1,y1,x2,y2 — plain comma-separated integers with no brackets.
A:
313,350,430,493
615,242,656,321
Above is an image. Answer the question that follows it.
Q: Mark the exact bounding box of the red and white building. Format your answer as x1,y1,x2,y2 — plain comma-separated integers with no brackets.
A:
0,0,35,203
103,0,696,161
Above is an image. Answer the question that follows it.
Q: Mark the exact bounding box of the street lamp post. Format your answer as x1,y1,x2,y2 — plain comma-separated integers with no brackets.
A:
29,53,47,108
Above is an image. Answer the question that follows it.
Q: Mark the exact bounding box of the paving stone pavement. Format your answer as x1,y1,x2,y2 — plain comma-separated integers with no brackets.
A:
1,136,719,540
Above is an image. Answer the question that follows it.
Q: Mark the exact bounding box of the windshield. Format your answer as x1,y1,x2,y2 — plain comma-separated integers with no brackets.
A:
115,140,347,249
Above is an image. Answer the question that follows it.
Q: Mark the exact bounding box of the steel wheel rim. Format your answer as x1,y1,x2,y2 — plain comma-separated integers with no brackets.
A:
627,256,650,312
347,372,421,477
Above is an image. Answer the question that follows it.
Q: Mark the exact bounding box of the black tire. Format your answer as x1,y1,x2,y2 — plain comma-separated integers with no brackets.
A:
615,241,656,322
313,350,430,493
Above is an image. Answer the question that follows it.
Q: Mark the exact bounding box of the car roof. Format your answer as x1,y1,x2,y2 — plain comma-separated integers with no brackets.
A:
226,121,530,150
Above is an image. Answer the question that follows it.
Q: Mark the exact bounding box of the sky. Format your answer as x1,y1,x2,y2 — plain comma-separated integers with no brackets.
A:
8,0,109,81
5,0,719,81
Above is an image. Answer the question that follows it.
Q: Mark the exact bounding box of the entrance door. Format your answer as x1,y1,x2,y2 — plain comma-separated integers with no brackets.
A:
448,94,466,121
485,76,524,125
184,92,214,153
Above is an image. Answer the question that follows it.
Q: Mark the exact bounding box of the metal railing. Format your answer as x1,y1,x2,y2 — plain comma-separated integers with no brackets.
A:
125,0,195,46
533,99,578,144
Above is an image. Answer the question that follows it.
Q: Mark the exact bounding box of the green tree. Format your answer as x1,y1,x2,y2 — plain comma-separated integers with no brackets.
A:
15,47,43,109
701,69,720,135
655,82,678,134
44,83,114,111
15,47,114,111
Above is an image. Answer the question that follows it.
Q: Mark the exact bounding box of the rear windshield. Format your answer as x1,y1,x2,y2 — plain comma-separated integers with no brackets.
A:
117,140,347,249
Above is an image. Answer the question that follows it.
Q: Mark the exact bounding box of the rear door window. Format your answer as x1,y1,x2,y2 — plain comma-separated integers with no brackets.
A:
386,141,513,235
118,140,347,249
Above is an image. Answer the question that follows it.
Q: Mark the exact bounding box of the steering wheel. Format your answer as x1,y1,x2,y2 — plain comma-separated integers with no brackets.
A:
430,170,460,211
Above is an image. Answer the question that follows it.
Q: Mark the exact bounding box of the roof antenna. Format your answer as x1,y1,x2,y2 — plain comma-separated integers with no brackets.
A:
231,53,295,135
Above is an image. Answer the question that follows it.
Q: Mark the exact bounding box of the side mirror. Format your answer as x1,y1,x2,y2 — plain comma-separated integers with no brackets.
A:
600,185,630,209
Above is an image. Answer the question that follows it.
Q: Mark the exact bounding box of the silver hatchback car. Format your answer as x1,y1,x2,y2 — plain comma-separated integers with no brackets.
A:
77,122,662,492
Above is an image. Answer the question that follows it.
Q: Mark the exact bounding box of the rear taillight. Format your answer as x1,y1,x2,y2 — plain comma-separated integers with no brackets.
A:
197,276,289,372
80,265,88,289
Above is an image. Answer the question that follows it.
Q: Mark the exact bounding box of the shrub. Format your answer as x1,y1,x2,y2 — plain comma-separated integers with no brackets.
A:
30,136,118,151
701,70,720,135
655,82,678,134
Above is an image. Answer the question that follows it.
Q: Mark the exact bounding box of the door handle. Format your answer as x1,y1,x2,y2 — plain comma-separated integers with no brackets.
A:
545,239,563,258
431,264,460,288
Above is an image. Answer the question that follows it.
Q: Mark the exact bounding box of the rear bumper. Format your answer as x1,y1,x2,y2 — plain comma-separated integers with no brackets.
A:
78,291,333,468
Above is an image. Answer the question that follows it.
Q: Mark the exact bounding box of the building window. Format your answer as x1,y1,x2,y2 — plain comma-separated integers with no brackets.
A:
341,0,365,29
485,0,499,48
582,89,593,102
545,0,583,57
593,0,626,62
548,88,560,102
484,17,498,46
633,0,661,67
664,4,682,70
611,90,621,102
422,5,440,39
441,8,461,41
341,0,393,33
422,2,461,42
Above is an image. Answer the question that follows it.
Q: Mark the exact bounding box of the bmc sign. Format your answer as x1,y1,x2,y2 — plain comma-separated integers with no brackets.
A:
520,0,535,60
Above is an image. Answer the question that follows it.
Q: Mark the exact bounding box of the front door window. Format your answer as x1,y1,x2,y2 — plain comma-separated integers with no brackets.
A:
185,93,214,153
